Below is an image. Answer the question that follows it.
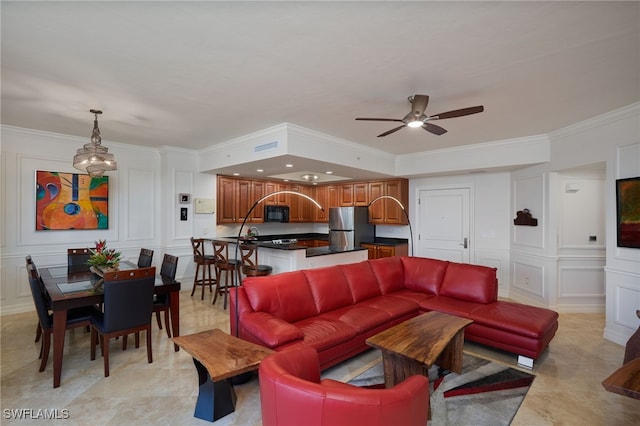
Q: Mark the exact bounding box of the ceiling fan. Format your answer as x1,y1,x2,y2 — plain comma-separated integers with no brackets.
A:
355,94,484,137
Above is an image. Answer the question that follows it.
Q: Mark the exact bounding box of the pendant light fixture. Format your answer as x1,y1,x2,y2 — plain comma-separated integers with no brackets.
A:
73,109,117,177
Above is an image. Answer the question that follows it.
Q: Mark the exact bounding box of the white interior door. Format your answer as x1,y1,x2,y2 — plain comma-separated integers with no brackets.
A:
418,187,470,263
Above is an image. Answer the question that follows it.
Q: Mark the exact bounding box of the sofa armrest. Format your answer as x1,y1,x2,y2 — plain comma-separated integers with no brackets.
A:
241,311,304,348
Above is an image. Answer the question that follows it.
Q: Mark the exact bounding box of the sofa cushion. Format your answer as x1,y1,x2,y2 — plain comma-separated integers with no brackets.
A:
401,257,449,295
294,317,357,351
386,289,435,306
339,261,382,303
304,266,353,314
321,305,392,334
418,296,482,319
241,311,304,348
439,262,497,303
243,271,318,323
369,257,405,294
470,301,559,339
357,295,419,318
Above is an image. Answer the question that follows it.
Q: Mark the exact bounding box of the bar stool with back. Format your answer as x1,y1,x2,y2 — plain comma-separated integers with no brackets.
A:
239,242,273,279
212,240,240,309
190,238,216,300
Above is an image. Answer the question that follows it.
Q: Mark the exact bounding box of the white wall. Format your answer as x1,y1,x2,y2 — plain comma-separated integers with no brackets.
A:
511,103,640,344
406,172,512,297
0,126,207,314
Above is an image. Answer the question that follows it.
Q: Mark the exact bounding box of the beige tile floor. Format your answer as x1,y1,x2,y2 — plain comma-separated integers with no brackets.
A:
1,290,639,425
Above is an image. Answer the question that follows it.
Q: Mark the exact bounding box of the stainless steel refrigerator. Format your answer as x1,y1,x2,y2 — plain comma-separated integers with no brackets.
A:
328,206,375,251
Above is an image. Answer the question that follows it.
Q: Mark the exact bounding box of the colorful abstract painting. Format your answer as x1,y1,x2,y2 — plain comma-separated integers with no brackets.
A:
36,171,109,230
616,176,640,248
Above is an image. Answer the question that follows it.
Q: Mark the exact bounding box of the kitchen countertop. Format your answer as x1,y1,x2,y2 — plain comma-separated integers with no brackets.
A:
218,233,404,256
220,233,366,257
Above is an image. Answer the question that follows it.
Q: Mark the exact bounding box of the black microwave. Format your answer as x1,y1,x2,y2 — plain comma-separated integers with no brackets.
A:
264,205,289,223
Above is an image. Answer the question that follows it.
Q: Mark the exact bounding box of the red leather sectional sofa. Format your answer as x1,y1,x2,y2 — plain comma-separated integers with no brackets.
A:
230,256,559,370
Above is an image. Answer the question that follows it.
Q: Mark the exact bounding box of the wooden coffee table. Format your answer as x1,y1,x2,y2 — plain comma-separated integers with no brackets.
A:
173,328,274,422
366,311,473,388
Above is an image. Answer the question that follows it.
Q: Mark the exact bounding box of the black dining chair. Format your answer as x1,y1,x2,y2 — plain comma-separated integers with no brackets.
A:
90,267,156,377
152,254,179,338
67,248,91,271
137,248,154,268
27,255,46,344
27,263,93,372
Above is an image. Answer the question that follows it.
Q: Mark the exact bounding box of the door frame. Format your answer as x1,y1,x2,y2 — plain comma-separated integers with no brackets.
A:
413,183,474,263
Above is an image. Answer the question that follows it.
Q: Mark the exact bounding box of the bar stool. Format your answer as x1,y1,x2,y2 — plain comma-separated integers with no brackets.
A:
212,240,240,309
239,243,273,278
190,237,216,300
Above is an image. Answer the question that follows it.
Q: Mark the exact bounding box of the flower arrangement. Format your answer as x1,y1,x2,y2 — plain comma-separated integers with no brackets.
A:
87,239,121,269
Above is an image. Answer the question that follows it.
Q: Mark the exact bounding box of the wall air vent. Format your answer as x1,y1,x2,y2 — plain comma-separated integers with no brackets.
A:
254,141,278,152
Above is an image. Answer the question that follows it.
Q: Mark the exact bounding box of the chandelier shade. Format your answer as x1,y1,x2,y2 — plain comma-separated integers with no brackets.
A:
73,109,117,177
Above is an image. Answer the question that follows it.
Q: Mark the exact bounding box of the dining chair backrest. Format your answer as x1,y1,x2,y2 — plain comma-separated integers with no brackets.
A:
102,267,155,332
160,254,179,280
25,255,33,265
67,248,91,269
27,264,51,330
137,248,154,268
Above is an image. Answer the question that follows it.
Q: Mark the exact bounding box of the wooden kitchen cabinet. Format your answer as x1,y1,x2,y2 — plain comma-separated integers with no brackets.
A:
289,184,314,222
361,242,408,259
367,179,409,225
340,184,354,206
217,175,408,225
217,177,266,224
264,182,290,205
353,182,369,206
217,176,238,223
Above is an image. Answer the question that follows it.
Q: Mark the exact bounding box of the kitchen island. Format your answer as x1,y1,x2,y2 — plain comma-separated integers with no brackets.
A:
221,233,368,274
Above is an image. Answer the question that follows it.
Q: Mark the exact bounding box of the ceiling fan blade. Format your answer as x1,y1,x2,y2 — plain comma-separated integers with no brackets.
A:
356,118,404,122
431,105,484,120
377,125,406,137
423,122,447,135
410,94,429,116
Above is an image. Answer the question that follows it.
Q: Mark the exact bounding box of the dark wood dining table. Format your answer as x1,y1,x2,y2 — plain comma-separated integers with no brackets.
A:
40,260,181,388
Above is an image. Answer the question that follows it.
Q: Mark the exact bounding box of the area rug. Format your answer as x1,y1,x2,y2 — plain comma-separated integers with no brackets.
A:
347,353,534,426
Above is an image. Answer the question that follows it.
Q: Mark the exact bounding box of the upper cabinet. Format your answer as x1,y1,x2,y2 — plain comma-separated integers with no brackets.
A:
217,176,238,223
289,184,315,222
217,176,267,223
367,179,409,225
216,175,408,225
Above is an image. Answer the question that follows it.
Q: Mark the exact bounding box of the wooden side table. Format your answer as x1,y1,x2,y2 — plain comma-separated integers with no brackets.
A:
173,329,274,422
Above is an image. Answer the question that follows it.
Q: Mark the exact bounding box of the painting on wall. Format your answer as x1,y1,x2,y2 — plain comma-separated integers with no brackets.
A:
616,176,640,248
36,170,109,230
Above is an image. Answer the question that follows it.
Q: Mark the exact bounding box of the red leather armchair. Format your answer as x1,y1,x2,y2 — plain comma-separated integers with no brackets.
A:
259,346,429,426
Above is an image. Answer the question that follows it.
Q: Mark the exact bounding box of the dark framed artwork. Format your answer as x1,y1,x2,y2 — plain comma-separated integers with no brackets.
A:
616,176,640,248
36,170,109,230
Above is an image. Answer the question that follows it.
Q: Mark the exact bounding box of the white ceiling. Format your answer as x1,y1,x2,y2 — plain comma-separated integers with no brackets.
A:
2,1,638,180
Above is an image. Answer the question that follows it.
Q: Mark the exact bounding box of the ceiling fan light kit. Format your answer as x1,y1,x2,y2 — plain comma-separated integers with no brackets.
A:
355,94,484,138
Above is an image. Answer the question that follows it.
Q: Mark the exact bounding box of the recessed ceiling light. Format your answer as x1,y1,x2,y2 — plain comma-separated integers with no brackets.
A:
326,171,333,174
257,169,264,172
285,164,293,168
233,172,240,176
283,179,289,182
